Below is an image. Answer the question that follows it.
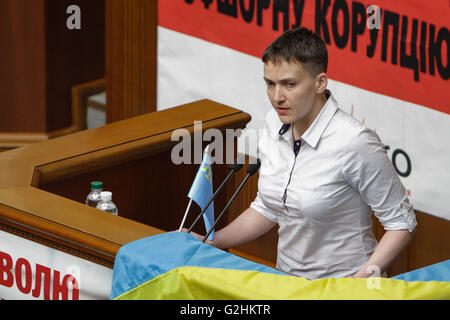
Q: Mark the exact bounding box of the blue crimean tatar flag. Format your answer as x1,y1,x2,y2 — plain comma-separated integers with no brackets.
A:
188,152,214,240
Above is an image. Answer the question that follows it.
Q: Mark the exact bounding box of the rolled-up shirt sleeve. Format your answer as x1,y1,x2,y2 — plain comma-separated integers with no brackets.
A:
250,192,279,224
340,128,417,232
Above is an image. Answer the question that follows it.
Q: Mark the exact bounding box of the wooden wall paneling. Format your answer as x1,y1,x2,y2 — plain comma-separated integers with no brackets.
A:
106,0,158,123
44,0,106,132
407,212,450,271
371,210,450,277
0,0,105,148
0,0,47,133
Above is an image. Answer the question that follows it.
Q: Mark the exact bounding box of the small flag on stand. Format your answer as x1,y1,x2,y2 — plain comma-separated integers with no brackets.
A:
185,149,215,240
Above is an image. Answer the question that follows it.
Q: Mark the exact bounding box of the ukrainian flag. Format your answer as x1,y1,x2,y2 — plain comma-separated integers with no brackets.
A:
110,232,450,300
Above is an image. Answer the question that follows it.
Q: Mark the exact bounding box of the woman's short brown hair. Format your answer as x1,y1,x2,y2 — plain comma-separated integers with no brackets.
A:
262,27,328,77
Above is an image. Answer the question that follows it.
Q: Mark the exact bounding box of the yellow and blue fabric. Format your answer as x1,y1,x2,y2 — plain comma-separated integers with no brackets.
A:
110,232,450,300
188,152,215,240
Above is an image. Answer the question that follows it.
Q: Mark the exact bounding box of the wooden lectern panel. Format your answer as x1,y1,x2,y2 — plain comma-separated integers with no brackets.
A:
0,100,251,268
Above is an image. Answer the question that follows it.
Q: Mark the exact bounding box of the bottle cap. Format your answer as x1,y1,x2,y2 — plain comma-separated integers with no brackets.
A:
100,191,112,201
91,181,103,190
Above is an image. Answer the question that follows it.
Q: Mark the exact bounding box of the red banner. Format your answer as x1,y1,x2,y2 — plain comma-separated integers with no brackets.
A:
159,0,449,115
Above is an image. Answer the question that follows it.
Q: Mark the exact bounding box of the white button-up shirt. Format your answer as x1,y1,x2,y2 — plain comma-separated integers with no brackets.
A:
250,91,417,279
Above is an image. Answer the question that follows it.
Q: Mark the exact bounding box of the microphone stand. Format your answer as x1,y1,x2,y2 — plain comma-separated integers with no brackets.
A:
202,173,251,242
202,158,261,243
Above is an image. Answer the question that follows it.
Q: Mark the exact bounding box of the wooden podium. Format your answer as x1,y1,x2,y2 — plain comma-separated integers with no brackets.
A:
0,100,251,269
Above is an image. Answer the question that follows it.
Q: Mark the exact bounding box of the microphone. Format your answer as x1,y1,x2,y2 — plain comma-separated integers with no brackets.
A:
187,158,244,234
202,158,261,242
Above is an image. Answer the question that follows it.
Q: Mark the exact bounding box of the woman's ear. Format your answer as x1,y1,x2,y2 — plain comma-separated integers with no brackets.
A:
315,72,328,94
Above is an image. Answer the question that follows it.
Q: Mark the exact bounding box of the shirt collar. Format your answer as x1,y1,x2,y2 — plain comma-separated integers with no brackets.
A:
278,90,338,149
278,123,291,136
